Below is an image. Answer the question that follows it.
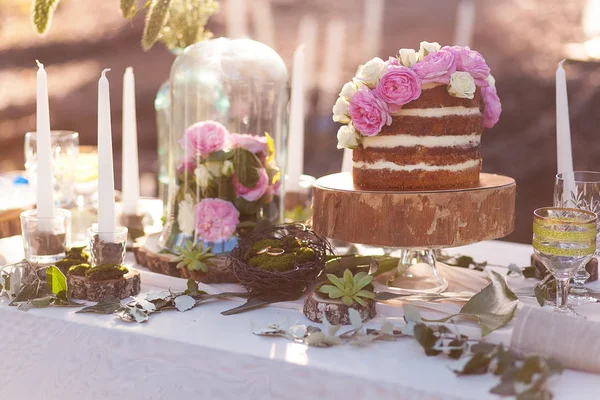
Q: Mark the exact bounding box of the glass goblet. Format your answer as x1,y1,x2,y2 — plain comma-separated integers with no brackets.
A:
554,171,600,304
532,207,597,312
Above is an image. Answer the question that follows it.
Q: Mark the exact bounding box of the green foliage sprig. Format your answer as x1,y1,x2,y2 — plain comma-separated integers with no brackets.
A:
320,269,375,306
32,0,60,35
172,240,216,272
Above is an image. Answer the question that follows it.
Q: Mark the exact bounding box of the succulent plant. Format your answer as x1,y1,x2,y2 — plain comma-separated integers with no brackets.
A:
319,269,375,307
172,241,216,273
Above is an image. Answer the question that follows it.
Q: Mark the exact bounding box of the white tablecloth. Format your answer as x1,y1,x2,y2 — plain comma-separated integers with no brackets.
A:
1,237,599,400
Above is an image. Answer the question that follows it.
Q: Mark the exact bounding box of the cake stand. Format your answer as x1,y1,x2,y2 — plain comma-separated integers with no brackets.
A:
312,172,516,293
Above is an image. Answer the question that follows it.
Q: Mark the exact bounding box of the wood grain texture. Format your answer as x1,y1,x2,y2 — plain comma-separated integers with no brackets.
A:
312,173,516,248
132,234,238,284
68,270,141,301
303,292,376,325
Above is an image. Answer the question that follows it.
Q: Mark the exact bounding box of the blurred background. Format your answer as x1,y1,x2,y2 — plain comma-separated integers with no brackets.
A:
0,0,599,244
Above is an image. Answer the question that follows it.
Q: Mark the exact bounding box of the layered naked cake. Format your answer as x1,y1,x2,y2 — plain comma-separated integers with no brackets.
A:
332,42,501,191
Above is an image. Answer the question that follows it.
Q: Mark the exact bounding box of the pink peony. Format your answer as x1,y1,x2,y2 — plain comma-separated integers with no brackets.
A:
348,87,392,136
194,198,240,243
481,85,502,128
177,157,195,174
445,46,490,86
229,133,269,155
374,66,422,107
386,56,400,67
180,120,228,157
411,49,456,84
233,167,269,201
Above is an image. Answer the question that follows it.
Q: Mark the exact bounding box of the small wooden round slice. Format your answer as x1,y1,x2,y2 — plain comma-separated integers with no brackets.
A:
68,270,141,302
132,233,238,284
303,291,376,325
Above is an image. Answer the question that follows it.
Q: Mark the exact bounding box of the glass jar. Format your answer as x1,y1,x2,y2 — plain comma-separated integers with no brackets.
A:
159,38,289,255
155,79,170,218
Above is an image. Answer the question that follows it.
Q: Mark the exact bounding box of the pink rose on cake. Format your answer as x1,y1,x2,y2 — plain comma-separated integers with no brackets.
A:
181,120,228,157
194,198,240,243
375,66,422,107
229,133,269,156
482,84,501,128
348,86,392,136
411,49,457,84
233,167,269,201
445,46,490,87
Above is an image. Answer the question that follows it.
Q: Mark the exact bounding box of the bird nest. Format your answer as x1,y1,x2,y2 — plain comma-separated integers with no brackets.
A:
227,223,332,298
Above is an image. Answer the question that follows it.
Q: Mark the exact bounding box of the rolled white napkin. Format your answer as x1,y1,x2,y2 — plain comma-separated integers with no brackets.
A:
511,306,600,374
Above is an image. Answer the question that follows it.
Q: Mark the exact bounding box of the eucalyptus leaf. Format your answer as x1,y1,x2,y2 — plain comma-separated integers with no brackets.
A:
146,291,170,302
403,304,422,324
46,265,67,296
77,296,122,314
174,295,195,312
348,308,363,330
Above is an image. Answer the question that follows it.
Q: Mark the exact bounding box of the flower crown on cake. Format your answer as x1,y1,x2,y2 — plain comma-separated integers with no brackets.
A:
332,41,502,149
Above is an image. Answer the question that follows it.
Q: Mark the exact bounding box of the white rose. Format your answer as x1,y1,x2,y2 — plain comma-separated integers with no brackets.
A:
222,160,234,176
355,57,386,87
177,194,195,236
336,124,359,149
399,48,418,67
332,96,350,124
448,71,476,99
486,74,496,89
205,161,222,177
418,41,441,60
194,164,211,188
339,81,358,100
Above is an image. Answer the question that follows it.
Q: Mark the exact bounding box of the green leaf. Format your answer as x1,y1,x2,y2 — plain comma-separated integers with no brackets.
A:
233,149,262,188
413,323,440,356
12,283,37,303
455,352,491,375
207,150,234,162
490,380,516,396
76,296,122,314
342,296,353,306
29,296,53,308
343,269,354,287
46,265,67,296
326,274,345,292
355,274,373,290
120,0,136,18
142,0,173,50
174,295,196,312
353,296,366,307
403,304,422,324
355,290,375,299
32,0,60,35
534,284,546,307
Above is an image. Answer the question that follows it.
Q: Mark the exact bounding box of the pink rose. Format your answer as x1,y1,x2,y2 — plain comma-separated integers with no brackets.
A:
411,49,456,84
177,157,195,174
375,66,422,107
348,87,392,136
180,120,228,157
233,167,269,201
194,198,240,243
386,56,400,67
445,46,490,86
481,85,501,128
229,133,269,155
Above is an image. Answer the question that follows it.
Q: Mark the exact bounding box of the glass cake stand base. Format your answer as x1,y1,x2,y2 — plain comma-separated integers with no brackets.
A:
373,249,448,294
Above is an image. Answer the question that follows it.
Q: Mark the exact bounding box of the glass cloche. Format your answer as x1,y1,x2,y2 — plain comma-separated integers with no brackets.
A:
159,38,289,256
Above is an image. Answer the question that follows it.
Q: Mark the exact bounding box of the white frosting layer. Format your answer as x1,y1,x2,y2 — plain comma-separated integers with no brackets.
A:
421,83,442,90
392,106,480,117
362,134,481,149
353,159,480,172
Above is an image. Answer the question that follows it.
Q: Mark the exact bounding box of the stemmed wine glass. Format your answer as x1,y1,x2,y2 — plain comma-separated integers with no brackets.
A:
532,207,597,312
554,171,600,304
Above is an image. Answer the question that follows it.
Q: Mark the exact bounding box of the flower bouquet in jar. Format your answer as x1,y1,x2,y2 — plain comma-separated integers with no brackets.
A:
163,120,281,271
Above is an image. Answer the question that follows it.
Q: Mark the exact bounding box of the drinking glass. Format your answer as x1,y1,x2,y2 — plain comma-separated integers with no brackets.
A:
554,171,600,304
532,207,597,312
25,131,79,208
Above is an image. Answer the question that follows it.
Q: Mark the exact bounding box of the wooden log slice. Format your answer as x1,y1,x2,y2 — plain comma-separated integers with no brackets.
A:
132,233,238,284
303,291,376,325
68,270,141,301
312,172,516,248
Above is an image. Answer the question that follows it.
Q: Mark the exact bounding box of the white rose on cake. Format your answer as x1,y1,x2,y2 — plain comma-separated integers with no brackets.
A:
177,194,195,235
418,41,441,60
448,71,476,99
355,57,386,87
399,48,418,67
337,124,359,149
332,96,351,123
194,164,211,188
339,80,359,100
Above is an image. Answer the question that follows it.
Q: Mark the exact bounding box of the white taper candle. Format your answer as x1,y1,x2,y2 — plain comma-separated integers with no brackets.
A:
298,15,318,95
287,45,305,192
361,0,385,59
226,0,248,39
35,60,55,232
556,59,574,174
453,0,476,47
250,0,275,48
97,69,116,241
122,67,139,215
